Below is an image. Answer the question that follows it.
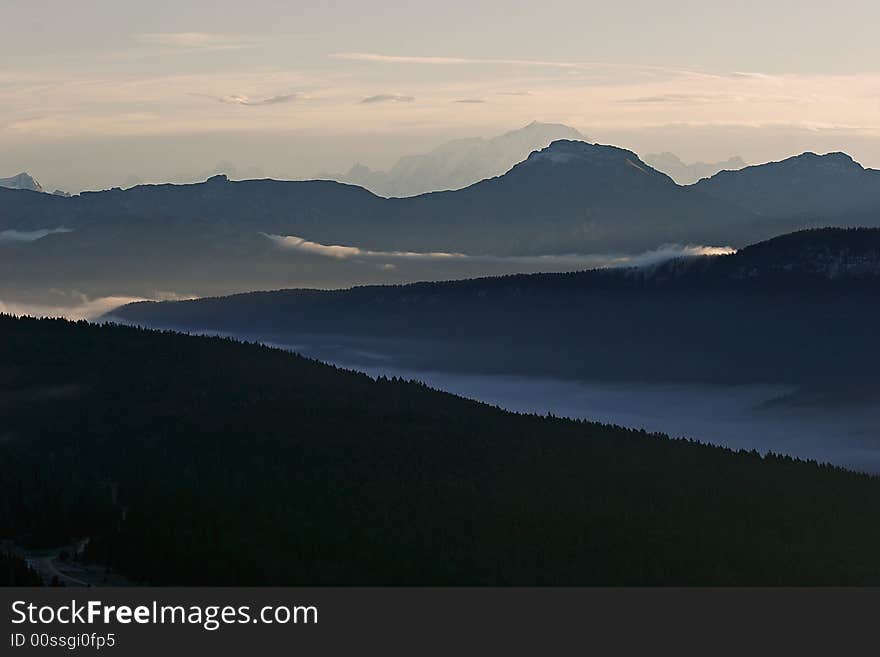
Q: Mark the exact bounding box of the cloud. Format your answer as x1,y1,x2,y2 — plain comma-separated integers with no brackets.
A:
0,291,195,321
619,94,730,105
0,227,73,243
1,296,144,321
136,33,262,50
618,91,810,106
264,234,462,260
193,92,305,106
453,99,486,104
621,244,736,265
496,91,533,96
727,72,774,80
332,52,590,69
264,233,735,268
471,244,737,269
360,94,415,104
329,53,740,80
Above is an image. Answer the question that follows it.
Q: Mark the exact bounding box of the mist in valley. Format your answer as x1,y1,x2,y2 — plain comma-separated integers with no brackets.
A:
233,333,880,475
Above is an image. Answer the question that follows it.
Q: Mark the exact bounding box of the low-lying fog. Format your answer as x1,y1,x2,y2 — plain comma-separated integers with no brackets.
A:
275,337,880,475
0,242,733,319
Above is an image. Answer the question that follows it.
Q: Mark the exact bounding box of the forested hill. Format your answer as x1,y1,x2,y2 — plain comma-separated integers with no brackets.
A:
111,228,880,388
3,315,880,585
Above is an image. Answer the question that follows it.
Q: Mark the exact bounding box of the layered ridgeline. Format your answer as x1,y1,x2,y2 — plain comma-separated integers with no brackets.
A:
318,121,588,197
3,315,880,585
693,151,880,217
0,140,753,255
112,228,880,394
4,140,880,302
643,153,747,185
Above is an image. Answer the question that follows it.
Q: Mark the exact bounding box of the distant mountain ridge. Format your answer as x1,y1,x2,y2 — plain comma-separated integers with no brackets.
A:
693,151,880,217
4,142,877,255
3,141,880,303
375,139,754,254
319,121,587,196
0,172,42,193
644,152,747,185
0,140,755,256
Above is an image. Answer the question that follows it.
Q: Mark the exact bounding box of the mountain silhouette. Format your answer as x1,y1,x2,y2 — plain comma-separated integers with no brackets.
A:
318,121,587,197
644,152,747,185
4,142,880,302
693,151,880,217
0,140,752,256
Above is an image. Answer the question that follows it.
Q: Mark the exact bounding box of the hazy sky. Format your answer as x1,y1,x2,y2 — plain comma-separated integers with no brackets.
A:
3,0,880,191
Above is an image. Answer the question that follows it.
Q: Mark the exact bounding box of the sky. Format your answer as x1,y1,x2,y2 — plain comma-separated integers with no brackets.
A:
2,0,880,191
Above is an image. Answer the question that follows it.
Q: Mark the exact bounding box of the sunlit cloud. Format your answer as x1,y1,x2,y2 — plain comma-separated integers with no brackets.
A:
620,94,734,105
3,63,878,148
0,292,193,321
136,32,264,50
4,38,880,190
360,93,415,104
332,52,587,69
618,91,823,106
192,92,306,106
728,72,775,80
264,233,735,269
264,234,462,260
329,53,766,82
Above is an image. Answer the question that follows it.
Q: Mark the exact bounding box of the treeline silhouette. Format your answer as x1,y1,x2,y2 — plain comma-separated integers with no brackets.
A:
114,228,880,393
2,315,880,585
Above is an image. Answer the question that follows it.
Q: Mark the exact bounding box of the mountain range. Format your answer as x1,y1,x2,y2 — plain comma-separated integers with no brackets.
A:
2,140,880,304
2,123,744,198
693,151,880,217
318,121,587,197
6,133,880,585
643,152,747,185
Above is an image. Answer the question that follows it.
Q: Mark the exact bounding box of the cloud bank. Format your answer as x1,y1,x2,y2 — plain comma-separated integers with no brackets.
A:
0,292,194,321
332,52,587,69
360,94,415,104
264,234,463,260
207,93,304,106
0,227,73,242
137,33,263,50
264,233,735,269
0,296,148,321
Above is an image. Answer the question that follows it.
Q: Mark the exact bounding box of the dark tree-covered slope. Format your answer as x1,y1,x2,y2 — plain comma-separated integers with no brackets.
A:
2,316,880,585
112,228,880,391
